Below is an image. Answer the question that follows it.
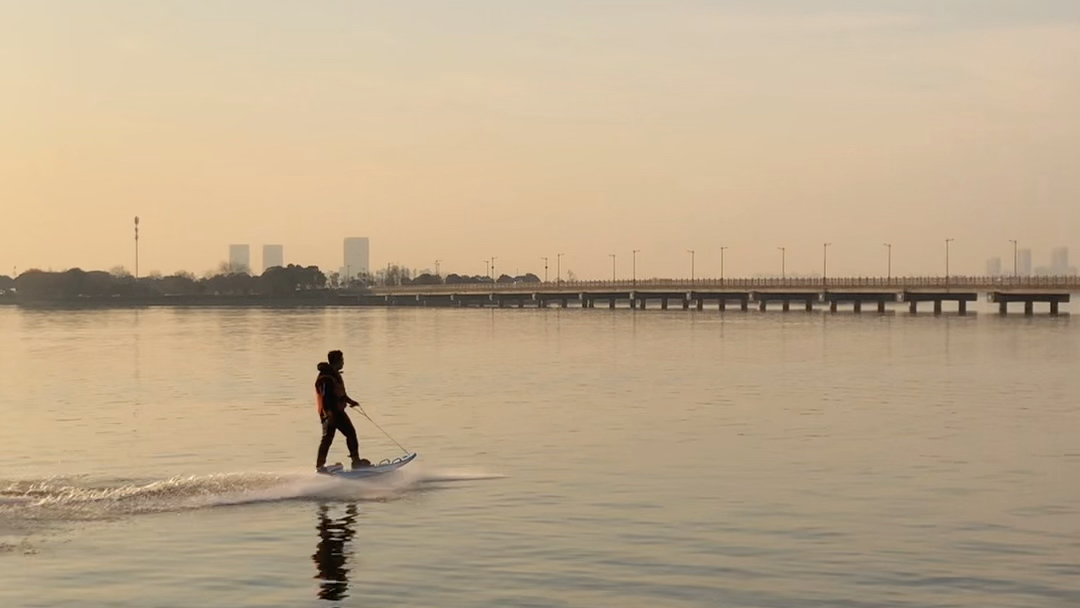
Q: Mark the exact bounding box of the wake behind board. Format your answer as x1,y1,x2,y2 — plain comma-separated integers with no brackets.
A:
320,453,417,479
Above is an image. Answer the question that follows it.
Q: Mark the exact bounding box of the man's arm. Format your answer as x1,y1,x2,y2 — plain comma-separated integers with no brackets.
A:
341,380,359,407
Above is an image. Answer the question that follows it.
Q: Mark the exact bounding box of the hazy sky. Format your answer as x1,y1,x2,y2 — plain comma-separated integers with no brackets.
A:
2,1,1079,279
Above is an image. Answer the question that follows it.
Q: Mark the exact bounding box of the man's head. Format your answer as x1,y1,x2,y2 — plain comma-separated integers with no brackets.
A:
327,350,344,371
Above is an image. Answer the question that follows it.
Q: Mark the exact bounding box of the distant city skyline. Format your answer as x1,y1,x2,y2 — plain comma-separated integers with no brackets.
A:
8,238,1080,280
987,246,1077,278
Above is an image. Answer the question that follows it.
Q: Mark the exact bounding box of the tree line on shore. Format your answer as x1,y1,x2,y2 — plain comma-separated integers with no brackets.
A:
0,265,541,301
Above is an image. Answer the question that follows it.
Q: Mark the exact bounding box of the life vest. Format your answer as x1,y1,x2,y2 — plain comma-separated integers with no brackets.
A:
315,368,346,416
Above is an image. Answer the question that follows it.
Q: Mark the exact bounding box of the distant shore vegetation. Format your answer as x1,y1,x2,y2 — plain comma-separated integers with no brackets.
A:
0,264,541,302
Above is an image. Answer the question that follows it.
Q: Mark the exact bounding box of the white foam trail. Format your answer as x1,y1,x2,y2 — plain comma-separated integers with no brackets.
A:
0,465,504,529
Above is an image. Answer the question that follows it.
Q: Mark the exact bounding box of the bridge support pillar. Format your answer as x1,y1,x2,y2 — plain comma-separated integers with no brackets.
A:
561,298,568,309
958,300,967,315
934,300,942,315
661,299,668,310
805,300,813,312
853,301,862,313
697,299,704,311
498,299,505,308
999,301,1008,314
782,301,790,312
878,301,886,313
830,301,837,313
518,300,524,308
610,298,616,309
719,300,726,312
1025,301,1034,316
759,300,767,312
630,299,636,309
640,299,646,310
909,301,917,314
682,299,689,310
1051,301,1060,315
741,300,748,312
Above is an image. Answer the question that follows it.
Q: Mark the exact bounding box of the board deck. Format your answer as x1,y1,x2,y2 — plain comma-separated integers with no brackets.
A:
320,452,417,479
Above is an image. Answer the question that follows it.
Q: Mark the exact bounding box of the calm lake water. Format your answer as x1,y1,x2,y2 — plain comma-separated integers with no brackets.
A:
1,305,1078,607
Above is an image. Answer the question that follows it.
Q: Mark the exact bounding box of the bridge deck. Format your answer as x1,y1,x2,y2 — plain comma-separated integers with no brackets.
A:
372,276,1080,296
362,278,1077,314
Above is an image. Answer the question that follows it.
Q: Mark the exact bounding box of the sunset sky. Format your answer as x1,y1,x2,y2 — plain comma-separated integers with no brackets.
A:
2,1,1078,279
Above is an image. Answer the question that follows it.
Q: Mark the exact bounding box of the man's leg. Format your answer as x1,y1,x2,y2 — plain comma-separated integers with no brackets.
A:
335,410,365,466
316,413,337,469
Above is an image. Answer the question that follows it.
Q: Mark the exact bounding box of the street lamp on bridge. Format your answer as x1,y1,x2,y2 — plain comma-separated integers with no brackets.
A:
133,216,140,280
687,249,695,284
609,253,616,282
632,249,640,288
720,246,728,285
823,242,831,288
778,247,786,280
541,257,549,283
1008,239,1018,279
884,243,892,283
557,253,564,285
945,238,954,291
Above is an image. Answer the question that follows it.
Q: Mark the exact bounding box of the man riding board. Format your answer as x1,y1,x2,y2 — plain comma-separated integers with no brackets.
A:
315,350,370,472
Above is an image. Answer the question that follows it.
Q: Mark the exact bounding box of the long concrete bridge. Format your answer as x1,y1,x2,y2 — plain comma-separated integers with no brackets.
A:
359,276,1079,315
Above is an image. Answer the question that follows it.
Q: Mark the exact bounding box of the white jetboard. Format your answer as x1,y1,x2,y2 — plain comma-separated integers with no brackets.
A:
320,453,417,479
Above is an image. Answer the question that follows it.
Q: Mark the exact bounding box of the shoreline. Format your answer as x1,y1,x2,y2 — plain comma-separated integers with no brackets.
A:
0,294,399,309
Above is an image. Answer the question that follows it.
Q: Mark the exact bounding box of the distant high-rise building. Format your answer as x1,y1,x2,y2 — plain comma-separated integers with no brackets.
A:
343,237,370,279
262,244,284,273
1051,247,1069,274
228,244,251,273
985,257,1002,277
1018,248,1032,277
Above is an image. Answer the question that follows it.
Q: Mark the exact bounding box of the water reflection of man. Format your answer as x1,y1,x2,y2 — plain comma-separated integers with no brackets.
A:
312,503,359,602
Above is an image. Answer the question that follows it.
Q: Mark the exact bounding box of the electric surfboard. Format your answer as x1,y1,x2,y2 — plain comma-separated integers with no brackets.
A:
319,453,417,479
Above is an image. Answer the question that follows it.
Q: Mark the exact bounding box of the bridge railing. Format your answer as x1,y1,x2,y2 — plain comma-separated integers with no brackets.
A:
370,275,1080,294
